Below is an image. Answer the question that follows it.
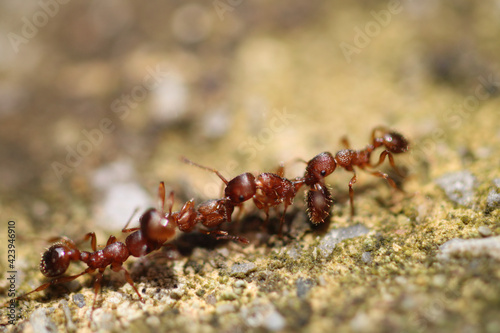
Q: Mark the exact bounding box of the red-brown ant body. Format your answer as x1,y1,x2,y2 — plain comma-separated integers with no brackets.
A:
181,157,298,235
4,232,147,324
2,126,409,327
298,127,409,221
136,181,249,243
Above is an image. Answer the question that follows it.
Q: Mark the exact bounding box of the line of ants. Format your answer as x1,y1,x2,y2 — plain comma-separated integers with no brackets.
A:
2,126,409,325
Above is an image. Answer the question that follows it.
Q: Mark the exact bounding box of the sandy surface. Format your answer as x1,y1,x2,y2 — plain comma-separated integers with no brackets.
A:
1,1,500,332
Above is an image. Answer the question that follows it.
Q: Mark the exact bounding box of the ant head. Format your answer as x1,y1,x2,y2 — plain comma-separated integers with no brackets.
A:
225,173,257,203
39,244,72,277
383,131,409,154
304,152,336,185
139,208,176,243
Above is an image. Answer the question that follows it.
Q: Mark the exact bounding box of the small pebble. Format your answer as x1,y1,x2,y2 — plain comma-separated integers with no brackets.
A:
241,301,285,331
72,294,86,308
487,189,500,209
435,171,478,206
361,252,372,264
318,224,370,257
145,316,161,328
230,262,257,278
234,280,247,289
59,300,76,333
29,308,57,333
206,293,217,305
216,302,236,315
170,289,184,300
219,290,238,301
263,309,286,331
296,278,315,298
478,226,492,237
438,236,500,261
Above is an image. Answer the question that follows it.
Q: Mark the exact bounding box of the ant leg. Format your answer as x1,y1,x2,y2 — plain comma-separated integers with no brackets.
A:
9,268,93,305
180,157,229,185
90,268,105,322
158,182,166,214
348,171,357,218
340,136,351,149
278,204,289,237
371,151,405,177
233,204,245,223
276,162,285,177
105,235,117,246
201,230,249,244
122,208,140,234
110,263,144,303
368,170,403,192
80,232,97,252
261,207,270,232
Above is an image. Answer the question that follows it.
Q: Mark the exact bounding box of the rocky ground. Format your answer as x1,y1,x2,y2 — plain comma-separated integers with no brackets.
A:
1,1,499,332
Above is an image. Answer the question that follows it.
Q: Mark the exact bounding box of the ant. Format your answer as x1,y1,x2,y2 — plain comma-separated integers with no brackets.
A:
335,126,409,216
4,231,146,324
297,127,409,221
181,157,297,235
132,181,249,244
3,183,188,325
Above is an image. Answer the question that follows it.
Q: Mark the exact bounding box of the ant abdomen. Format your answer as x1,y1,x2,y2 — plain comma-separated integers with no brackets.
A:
125,230,161,258
39,244,74,277
306,183,333,224
140,208,177,242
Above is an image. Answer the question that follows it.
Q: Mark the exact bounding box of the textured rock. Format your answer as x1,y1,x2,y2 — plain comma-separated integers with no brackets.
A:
435,171,478,206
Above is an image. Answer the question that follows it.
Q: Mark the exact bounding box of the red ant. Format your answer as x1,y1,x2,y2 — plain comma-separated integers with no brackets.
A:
181,157,297,235
3,183,185,325
297,127,409,222
335,127,409,216
4,231,146,324
133,181,249,244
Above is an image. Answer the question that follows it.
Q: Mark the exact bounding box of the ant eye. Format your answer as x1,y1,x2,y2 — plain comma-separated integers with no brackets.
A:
321,170,326,176
239,195,245,202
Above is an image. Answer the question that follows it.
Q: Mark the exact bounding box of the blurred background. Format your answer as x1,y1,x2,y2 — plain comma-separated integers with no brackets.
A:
0,0,499,327
1,0,500,243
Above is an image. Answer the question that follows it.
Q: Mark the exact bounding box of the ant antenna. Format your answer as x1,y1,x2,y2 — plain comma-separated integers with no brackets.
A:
180,156,229,184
